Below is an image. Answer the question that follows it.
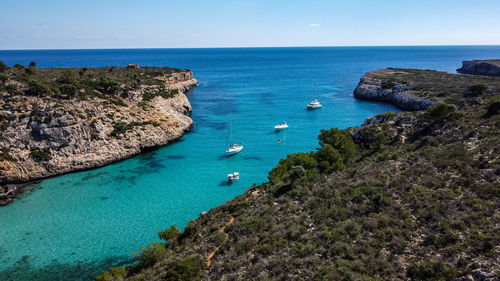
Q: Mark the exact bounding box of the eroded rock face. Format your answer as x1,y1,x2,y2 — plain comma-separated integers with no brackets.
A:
457,60,500,76
353,69,435,110
0,72,198,184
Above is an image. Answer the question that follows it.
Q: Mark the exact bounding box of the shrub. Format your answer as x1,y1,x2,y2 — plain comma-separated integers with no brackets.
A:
0,60,8,72
371,132,387,151
14,64,25,70
381,80,395,89
289,165,306,182
0,73,8,83
268,152,317,183
158,225,181,244
164,257,204,281
318,128,357,165
98,76,120,95
132,242,166,269
58,84,77,98
5,84,23,95
426,102,456,121
29,61,37,68
407,260,457,281
25,67,36,75
485,95,500,117
30,148,51,161
467,83,486,96
94,267,128,281
60,70,79,85
316,144,345,173
26,79,53,96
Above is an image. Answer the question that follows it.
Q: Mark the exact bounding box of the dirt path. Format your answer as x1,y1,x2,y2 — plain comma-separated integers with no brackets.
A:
206,216,234,269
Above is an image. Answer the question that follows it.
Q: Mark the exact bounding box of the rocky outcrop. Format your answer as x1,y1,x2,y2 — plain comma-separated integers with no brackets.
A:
457,60,500,76
455,268,497,281
354,69,435,110
0,68,198,187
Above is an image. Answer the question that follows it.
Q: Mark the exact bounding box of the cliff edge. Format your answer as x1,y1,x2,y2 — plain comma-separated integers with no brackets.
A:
0,65,198,186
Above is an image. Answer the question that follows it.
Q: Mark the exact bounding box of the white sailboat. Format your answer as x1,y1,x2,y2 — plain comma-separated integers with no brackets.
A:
226,112,243,155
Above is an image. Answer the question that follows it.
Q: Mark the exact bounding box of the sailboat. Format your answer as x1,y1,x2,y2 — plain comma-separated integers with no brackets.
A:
306,84,322,109
226,112,243,155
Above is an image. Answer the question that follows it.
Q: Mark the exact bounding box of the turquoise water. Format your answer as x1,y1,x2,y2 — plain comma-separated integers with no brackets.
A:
1,46,500,280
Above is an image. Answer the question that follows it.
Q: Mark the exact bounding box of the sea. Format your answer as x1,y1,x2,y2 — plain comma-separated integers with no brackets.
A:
1,46,500,280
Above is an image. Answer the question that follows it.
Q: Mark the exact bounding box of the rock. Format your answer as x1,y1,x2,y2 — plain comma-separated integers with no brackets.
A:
471,268,496,280
353,69,435,110
457,60,500,76
455,275,474,281
127,64,140,69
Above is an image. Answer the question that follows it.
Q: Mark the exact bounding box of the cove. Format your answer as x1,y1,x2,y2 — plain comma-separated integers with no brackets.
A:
1,46,500,280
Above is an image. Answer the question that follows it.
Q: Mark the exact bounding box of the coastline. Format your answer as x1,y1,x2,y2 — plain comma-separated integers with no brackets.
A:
0,66,198,205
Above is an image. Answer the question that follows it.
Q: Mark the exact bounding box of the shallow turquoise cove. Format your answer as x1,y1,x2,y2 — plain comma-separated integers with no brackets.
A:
1,46,500,280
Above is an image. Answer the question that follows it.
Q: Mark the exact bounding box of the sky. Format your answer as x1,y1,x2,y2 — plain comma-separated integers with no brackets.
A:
0,0,499,49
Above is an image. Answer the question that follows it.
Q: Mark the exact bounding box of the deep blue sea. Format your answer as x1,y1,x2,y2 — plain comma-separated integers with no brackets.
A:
1,46,500,280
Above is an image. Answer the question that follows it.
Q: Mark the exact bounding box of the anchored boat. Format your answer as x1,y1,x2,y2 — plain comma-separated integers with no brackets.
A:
225,112,244,155
274,121,288,131
306,99,322,109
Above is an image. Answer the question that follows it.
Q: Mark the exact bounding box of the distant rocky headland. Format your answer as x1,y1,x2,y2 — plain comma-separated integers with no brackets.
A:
0,62,198,204
457,60,500,76
94,61,499,281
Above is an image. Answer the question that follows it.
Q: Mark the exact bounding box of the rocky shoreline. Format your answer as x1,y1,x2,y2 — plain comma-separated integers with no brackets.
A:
0,65,198,206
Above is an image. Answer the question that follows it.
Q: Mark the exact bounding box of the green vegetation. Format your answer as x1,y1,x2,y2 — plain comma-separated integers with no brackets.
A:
467,83,487,96
30,148,51,161
109,121,159,138
93,68,499,281
0,64,188,106
0,60,8,72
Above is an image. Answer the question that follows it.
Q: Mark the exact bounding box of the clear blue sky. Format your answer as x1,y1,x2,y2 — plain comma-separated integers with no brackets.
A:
1,0,499,49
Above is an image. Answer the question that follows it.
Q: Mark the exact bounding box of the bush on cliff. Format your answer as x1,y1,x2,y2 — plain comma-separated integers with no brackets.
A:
30,148,51,161
407,260,457,281
318,128,357,165
26,79,53,97
158,225,181,245
466,83,487,97
94,267,128,281
58,84,77,99
0,60,8,73
268,152,318,184
163,257,204,281
485,95,500,117
316,144,345,173
426,102,457,122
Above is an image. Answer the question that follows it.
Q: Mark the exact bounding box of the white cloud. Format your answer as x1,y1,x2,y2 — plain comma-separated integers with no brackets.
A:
309,24,320,27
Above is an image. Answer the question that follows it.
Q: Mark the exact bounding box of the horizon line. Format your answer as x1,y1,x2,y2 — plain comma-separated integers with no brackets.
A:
1,44,500,51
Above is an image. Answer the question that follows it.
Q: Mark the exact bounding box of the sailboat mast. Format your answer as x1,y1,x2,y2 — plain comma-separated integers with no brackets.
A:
229,112,232,145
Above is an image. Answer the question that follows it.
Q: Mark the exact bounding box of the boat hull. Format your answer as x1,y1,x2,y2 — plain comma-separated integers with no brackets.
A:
226,146,243,155
307,105,322,110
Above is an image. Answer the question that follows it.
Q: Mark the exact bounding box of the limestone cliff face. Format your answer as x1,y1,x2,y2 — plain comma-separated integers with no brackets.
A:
457,60,500,76
354,69,435,110
0,70,198,184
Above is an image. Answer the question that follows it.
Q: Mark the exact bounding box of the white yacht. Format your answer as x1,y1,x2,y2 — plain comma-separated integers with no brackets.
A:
226,113,243,155
274,121,288,130
227,172,240,181
307,99,322,109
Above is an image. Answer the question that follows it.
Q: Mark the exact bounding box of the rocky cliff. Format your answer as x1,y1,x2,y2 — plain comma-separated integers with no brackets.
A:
0,65,198,188
457,60,500,76
354,68,436,110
